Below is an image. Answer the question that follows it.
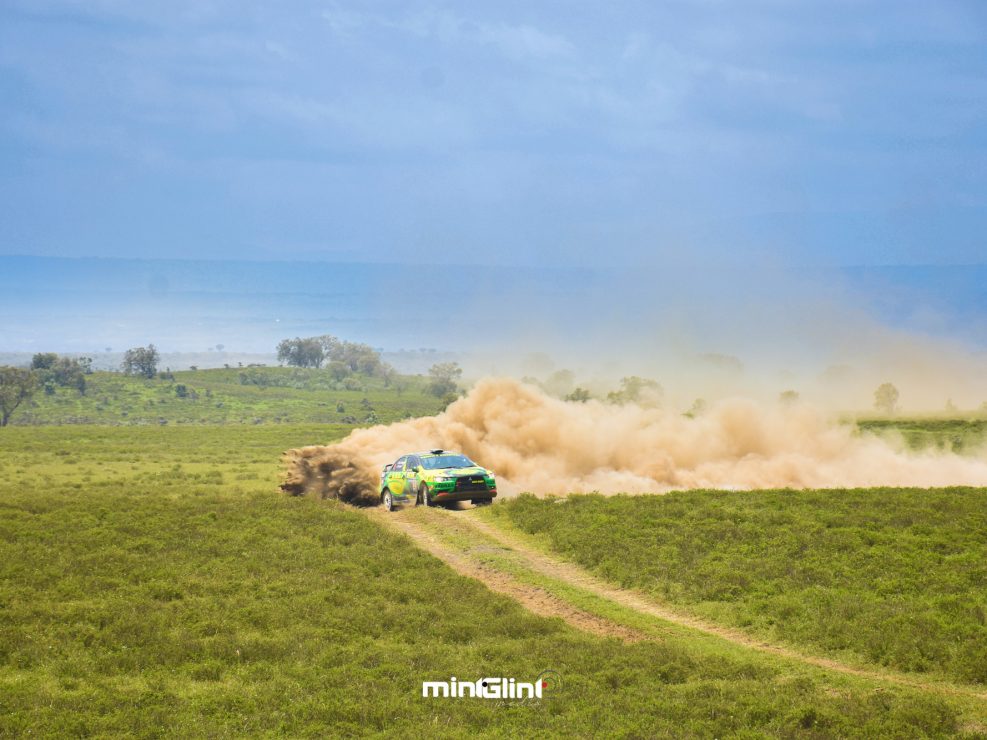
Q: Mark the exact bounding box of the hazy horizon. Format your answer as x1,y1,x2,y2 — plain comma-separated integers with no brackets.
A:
4,252,987,351
4,253,987,413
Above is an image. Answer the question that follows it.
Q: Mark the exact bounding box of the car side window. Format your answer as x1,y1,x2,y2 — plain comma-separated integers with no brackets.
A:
407,456,420,472
392,457,406,473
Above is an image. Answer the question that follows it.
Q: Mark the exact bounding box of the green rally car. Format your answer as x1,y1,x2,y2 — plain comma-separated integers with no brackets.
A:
379,449,497,511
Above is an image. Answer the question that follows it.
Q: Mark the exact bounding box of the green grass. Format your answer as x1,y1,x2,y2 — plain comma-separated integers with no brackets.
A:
488,490,987,688
1,427,981,736
10,367,444,426
858,418,987,453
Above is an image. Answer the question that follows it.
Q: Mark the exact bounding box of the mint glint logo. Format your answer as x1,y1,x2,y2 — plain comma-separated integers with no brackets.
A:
422,670,562,701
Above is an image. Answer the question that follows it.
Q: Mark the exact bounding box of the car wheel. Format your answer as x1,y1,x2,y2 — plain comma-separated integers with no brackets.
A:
420,485,430,507
382,489,394,512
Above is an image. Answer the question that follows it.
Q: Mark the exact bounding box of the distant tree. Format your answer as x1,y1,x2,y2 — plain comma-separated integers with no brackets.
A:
122,345,160,378
338,338,383,374
779,390,800,405
565,387,591,403
175,384,189,398
698,353,744,373
874,382,900,416
544,369,575,398
56,358,87,394
32,354,88,395
278,333,392,376
315,334,342,358
438,391,459,409
216,344,224,352
944,398,958,415
104,347,112,353
276,337,325,368
31,353,58,370
0,367,38,427
380,364,396,388
428,362,462,397
295,334,395,376
327,361,350,381
607,376,663,407
687,398,707,418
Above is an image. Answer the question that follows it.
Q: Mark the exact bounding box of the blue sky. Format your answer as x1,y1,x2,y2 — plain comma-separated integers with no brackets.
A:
2,1,985,268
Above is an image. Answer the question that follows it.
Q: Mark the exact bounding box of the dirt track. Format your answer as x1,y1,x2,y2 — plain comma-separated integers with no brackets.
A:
365,506,645,642
365,504,987,703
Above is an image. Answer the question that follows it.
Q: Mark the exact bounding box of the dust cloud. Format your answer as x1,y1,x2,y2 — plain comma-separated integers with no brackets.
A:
282,378,987,502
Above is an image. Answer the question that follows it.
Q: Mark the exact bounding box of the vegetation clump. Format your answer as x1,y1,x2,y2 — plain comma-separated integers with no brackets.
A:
492,488,987,686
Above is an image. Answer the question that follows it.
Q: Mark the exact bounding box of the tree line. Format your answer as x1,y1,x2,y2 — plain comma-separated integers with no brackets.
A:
0,338,465,425
275,335,387,376
0,345,160,426
276,335,462,399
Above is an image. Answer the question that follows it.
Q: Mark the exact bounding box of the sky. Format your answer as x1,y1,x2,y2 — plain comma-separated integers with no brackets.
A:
2,0,986,269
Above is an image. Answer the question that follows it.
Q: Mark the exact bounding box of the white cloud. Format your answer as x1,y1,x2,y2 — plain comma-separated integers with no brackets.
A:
322,6,573,61
472,21,573,60
264,40,298,63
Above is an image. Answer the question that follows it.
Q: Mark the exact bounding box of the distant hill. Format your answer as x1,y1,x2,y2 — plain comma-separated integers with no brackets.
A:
7,366,444,426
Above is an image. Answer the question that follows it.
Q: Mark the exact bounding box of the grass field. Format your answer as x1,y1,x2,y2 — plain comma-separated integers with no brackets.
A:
2,426,983,736
9,367,444,426
487,490,987,687
859,418,987,453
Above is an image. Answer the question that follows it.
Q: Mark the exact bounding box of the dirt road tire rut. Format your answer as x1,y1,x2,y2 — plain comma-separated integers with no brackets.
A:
363,505,987,703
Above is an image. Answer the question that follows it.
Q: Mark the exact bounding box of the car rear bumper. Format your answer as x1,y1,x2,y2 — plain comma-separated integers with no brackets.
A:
432,491,497,502
382,488,497,506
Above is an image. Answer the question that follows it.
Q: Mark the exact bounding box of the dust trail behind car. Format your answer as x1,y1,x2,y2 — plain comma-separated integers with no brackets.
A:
282,378,987,502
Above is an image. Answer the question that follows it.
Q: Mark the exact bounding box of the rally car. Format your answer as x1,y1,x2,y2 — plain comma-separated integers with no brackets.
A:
379,449,497,511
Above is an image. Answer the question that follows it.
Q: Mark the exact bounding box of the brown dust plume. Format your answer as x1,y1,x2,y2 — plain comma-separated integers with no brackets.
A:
282,378,987,502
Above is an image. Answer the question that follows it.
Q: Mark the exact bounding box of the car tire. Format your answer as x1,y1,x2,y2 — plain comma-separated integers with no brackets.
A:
420,485,430,507
382,489,394,512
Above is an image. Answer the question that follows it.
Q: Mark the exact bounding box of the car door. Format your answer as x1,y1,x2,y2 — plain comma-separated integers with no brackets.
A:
405,456,421,498
387,456,407,496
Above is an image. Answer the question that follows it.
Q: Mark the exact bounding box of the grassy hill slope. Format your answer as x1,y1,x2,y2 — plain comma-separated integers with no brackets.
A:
9,367,443,426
